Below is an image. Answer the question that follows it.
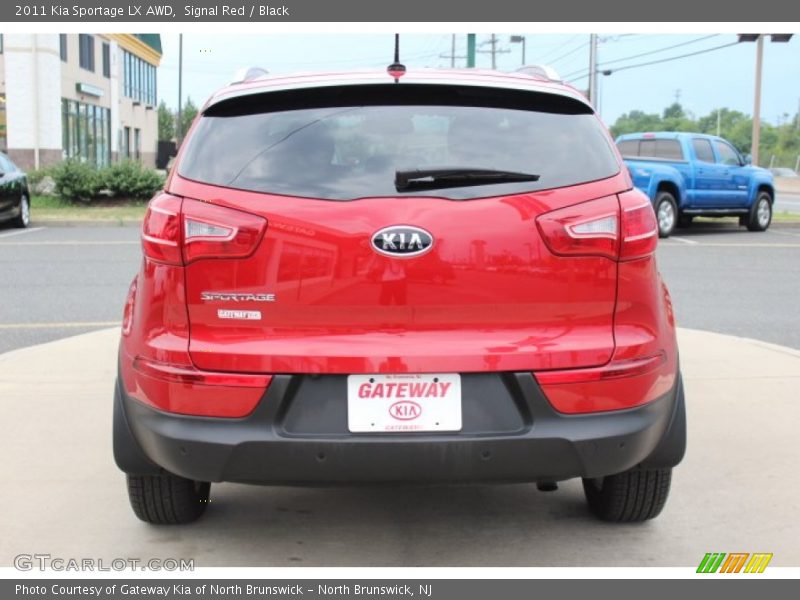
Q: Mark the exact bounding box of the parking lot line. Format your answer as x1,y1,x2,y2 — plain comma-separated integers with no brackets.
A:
667,236,698,245
0,240,138,246
0,227,44,239
664,242,800,248
0,321,120,330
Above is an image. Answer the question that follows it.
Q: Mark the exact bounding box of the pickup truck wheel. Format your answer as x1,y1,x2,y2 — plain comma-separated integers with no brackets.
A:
582,467,672,522
126,473,210,524
746,192,772,231
654,192,677,238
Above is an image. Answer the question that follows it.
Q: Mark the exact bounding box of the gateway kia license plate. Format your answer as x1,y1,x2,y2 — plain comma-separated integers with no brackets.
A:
347,373,462,433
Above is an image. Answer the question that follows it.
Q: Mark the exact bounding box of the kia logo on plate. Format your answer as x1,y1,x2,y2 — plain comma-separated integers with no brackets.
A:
389,400,422,421
371,226,433,258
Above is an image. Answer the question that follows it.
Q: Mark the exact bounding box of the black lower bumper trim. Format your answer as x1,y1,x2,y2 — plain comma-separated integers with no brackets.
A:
115,371,685,484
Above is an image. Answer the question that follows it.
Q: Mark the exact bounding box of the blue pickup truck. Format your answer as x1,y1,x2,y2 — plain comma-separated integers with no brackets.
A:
616,132,775,237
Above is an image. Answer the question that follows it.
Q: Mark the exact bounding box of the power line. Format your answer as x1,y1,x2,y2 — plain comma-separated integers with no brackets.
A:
547,40,589,66
566,40,741,83
561,34,720,80
535,34,581,61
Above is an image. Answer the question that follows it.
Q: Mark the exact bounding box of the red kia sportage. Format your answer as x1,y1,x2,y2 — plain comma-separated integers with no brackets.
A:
114,66,685,524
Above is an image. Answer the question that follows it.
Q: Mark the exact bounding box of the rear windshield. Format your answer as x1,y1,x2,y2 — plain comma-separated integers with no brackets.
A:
179,84,620,201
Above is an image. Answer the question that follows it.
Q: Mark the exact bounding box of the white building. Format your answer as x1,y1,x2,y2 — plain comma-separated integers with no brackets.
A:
0,33,162,169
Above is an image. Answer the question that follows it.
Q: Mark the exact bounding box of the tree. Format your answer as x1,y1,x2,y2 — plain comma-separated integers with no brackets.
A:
179,97,199,140
157,100,175,142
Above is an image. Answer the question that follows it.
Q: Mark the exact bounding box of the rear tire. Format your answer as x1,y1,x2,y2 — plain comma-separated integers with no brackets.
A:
11,194,30,228
126,473,210,524
582,468,672,522
746,192,772,232
654,192,677,238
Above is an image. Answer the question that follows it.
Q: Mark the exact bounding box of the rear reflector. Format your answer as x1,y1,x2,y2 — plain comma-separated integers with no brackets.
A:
125,356,272,418
534,352,666,385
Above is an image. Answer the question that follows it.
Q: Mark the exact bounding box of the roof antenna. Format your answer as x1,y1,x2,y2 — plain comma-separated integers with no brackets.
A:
387,34,406,82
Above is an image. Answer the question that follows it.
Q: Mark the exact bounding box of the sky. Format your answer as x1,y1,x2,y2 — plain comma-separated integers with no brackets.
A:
156,33,800,127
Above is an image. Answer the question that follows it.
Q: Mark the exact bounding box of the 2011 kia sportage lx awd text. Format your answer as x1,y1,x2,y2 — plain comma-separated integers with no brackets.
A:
114,66,686,524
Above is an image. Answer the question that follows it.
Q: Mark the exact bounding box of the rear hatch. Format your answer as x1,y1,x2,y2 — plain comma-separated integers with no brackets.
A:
170,82,626,374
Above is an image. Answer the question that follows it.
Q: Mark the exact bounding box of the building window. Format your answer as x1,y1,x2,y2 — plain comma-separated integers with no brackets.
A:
79,34,95,72
102,43,110,78
60,34,68,62
61,98,110,167
123,127,131,159
0,34,4,54
134,129,141,160
122,50,157,106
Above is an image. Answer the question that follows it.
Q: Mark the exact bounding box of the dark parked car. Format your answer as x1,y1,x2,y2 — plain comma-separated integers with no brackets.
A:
0,152,31,228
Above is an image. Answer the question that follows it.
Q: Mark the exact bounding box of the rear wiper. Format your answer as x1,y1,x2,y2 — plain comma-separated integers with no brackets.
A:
395,167,540,192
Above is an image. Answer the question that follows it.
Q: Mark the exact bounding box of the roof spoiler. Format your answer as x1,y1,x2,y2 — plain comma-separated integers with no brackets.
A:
515,64,562,82
231,66,269,84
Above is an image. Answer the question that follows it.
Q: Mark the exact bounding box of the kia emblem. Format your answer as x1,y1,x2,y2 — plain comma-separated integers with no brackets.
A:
371,226,433,258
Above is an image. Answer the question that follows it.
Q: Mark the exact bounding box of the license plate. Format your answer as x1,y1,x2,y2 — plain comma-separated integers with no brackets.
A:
347,373,462,433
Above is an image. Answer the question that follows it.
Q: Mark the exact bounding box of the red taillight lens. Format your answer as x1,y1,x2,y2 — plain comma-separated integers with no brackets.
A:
619,189,658,261
141,195,267,265
536,195,620,260
536,191,658,262
141,193,183,264
182,199,267,264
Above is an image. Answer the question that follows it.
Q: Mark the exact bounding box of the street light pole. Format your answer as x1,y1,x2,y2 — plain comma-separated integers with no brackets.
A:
510,35,526,65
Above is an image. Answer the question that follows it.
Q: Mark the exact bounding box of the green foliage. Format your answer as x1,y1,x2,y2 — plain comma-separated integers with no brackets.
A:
102,160,165,199
49,159,103,203
158,100,175,142
179,97,199,138
48,159,164,203
611,103,800,167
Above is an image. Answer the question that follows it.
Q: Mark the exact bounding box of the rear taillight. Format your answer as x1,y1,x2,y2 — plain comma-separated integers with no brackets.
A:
618,189,658,260
142,193,182,264
182,199,267,264
141,194,267,265
536,190,658,261
536,195,620,260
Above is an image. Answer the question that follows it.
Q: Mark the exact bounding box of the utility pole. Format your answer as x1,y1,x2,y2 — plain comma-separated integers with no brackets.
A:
738,33,793,166
588,33,598,106
752,34,764,166
176,33,183,145
478,34,510,70
467,34,476,68
439,34,466,68
717,109,722,137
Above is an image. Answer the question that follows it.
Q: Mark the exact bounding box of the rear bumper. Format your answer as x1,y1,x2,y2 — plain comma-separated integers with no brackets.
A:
114,371,685,485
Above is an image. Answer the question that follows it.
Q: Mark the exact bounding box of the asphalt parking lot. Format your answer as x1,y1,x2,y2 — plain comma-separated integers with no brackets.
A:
2,219,800,353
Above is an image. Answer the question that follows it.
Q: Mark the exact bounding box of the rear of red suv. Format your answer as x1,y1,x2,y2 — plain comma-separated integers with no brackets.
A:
114,68,685,524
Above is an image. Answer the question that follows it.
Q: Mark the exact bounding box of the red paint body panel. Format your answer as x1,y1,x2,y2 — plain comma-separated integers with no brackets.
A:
170,174,627,374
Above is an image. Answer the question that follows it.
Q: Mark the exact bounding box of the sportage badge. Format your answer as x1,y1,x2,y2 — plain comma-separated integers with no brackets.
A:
371,226,433,258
